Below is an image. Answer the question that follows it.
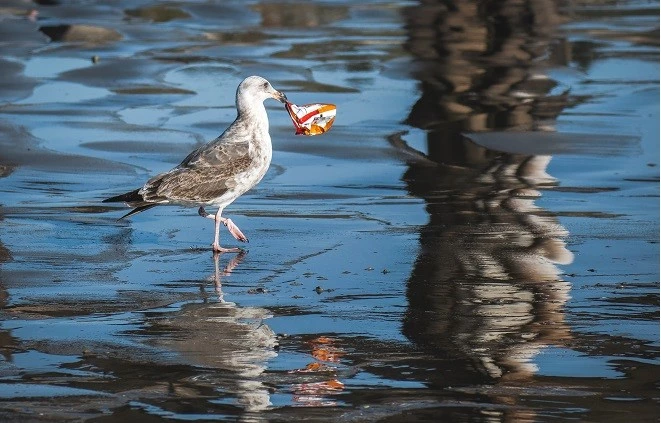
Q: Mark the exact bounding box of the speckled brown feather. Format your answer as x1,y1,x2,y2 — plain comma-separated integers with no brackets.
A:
140,137,254,204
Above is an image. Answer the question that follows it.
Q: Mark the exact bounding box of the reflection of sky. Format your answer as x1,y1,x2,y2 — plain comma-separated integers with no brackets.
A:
23,57,91,78
0,383,105,399
16,81,110,104
545,41,658,349
551,59,659,184
535,347,623,378
2,350,99,378
3,314,143,346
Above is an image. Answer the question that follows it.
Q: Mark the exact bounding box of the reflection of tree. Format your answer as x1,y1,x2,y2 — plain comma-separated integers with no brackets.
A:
397,142,573,381
397,0,575,389
402,0,570,166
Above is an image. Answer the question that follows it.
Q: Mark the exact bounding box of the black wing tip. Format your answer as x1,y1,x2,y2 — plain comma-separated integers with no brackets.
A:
103,188,158,220
103,188,142,203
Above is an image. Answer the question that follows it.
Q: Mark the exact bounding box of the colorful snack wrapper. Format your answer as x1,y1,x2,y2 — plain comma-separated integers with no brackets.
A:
285,101,336,136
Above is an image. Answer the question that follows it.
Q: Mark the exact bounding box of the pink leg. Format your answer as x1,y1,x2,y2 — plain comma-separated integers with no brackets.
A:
199,207,249,246
199,207,243,253
222,217,248,243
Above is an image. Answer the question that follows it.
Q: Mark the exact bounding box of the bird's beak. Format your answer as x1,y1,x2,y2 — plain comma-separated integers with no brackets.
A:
274,90,287,104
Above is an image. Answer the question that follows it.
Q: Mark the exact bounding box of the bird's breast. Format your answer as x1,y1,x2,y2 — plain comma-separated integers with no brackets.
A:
235,134,272,191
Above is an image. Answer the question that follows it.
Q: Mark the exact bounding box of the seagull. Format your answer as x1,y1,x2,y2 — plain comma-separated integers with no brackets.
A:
103,76,287,253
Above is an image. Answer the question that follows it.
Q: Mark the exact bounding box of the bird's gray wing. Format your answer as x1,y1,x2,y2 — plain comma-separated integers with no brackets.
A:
140,131,254,203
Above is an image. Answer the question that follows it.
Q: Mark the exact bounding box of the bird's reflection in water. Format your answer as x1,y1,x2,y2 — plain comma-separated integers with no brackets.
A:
155,251,277,414
208,251,247,304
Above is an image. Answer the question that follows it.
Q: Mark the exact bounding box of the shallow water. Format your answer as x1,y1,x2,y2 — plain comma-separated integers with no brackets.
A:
0,0,658,421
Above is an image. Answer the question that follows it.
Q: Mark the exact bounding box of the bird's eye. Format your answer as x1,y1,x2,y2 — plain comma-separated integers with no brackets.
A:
263,82,269,89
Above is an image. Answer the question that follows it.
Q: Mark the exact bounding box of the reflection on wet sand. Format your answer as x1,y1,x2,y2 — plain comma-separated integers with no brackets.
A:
397,140,573,379
151,252,277,413
397,0,574,399
403,0,570,141
0,155,16,364
288,336,345,407
211,251,247,303
0,250,275,420
0,252,15,365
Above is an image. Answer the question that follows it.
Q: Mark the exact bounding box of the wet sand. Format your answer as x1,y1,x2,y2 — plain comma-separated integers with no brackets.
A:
0,0,658,421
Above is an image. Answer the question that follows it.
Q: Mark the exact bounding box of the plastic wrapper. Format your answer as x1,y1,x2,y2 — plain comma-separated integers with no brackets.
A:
285,101,336,136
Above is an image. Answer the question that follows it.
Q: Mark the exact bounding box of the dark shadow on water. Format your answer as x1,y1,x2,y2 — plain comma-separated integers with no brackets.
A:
352,0,576,419
394,132,573,382
399,0,574,380
362,0,658,420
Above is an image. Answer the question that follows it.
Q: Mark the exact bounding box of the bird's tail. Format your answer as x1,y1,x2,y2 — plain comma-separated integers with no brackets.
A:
103,188,157,220
118,203,157,220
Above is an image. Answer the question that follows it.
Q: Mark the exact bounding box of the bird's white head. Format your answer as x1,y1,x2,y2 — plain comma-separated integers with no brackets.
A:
236,76,287,116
